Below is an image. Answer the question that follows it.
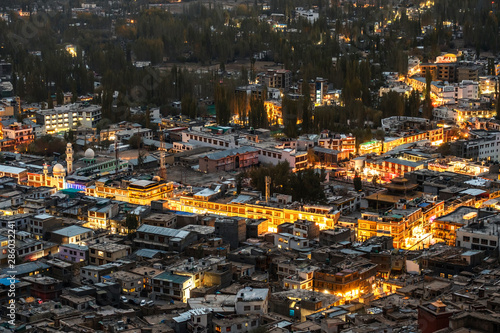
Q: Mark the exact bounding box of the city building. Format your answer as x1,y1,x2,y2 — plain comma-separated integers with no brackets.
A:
35,103,102,134
198,147,259,173
235,287,269,315
88,242,131,265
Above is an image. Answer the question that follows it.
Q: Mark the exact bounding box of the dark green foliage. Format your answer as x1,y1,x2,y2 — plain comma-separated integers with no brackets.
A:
248,162,325,203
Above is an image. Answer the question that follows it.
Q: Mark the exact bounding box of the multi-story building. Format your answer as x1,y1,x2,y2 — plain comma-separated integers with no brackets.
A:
135,224,198,252
0,122,34,151
257,69,292,90
450,131,500,162
357,207,423,249
274,233,310,251
198,147,259,173
420,63,457,82
431,206,486,246
57,243,88,263
86,203,119,230
35,103,102,134
151,271,193,303
282,265,318,291
215,217,247,250
85,180,174,206
88,242,131,265
319,228,356,246
313,259,377,299
103,270,143,296
51,225,94,244
456,216,499,254
318,132,356,154
235,287,269,315
22,276,63,301
213,315,261,333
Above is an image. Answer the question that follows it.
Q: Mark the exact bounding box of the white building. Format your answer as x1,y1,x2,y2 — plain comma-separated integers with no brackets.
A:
295,8,319,22
235,287,269,315
456,218,500,255
36,103,102,134
274,233,310,251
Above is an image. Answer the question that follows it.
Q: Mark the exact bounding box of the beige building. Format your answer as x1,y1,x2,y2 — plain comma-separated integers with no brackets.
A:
88,242,131,265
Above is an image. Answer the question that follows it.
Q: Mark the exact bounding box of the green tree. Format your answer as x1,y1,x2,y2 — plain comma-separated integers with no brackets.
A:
129,134,143,149
125,214,138,232
353,173,363,192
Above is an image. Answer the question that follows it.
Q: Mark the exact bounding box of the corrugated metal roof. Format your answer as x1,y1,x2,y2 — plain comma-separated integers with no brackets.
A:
137,224,190,239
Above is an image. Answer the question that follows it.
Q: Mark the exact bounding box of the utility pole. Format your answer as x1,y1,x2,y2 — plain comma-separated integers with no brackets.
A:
159,131,167,181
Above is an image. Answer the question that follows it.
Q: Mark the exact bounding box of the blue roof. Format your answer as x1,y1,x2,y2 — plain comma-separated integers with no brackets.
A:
0,262,50,276
153,272,191,284
134,249,166,258
418,202,431,208
0,278,19,286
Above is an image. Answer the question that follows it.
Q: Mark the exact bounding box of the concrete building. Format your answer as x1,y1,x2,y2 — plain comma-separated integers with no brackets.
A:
198,147,259,173
103,270,143,296
456,217,500,255
135,224,197,252
151,271,193,303
35,103,102,134
22,275,63,301
57,243,88,263
51,225,94,245
274,233,310,252
319,228,356,246
235,287,269,315
215,217,247,250
88,242,132,265
418,301,456,333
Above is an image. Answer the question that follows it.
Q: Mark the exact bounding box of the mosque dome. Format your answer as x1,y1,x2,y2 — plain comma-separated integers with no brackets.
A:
53,163,65,174
84,148,95,159
67,143,72,147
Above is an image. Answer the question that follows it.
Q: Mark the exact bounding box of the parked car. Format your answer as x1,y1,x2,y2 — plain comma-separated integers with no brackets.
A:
146,300,154,307
120,296,128,303
140,300,147,307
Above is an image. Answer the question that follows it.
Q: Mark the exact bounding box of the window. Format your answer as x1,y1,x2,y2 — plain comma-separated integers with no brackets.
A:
491,241,497,246
254,305,261,310
472,238,479,244
463,236,470,242
226,327,231,332
244,306,251,311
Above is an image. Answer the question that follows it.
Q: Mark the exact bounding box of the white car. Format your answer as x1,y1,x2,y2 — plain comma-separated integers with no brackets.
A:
140,300,147,307
120,296,128,303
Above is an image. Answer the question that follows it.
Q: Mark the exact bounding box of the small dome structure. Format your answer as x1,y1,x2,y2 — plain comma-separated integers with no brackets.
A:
53,163,65,174
84,148,95,159
67,143,72,147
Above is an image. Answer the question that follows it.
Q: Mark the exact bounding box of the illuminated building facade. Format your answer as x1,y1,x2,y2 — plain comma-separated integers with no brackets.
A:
431,206,484,246
151,271,193,303
28,164,67,190
35,103,102,134
358,140,382,155
318,132,356,154
85,179,173,205
364,158,426,179
168,196,340,232
313,261,377,299
0,122,34,151
357,207,423,249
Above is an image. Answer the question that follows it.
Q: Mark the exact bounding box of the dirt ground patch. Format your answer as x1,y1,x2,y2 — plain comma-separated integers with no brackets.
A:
166,164,238,186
